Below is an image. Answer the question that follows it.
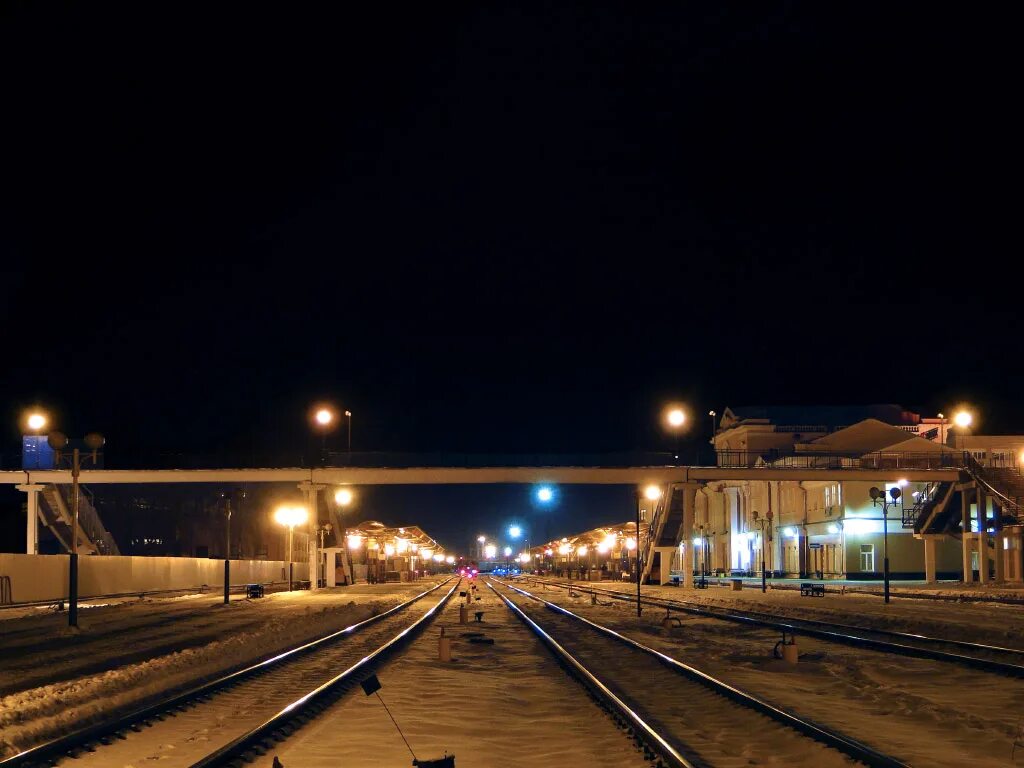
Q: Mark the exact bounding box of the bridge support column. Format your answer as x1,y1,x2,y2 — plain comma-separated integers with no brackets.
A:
680,484,699,589
299,481,326,590
16,484,43,555
1010,530,1024,583
923,536,937,584
960,487,972,582
976,488,988,584
994,529,1006,584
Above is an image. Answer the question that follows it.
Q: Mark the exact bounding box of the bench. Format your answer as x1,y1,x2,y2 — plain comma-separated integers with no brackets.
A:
800,582,825,597
245,583,265,598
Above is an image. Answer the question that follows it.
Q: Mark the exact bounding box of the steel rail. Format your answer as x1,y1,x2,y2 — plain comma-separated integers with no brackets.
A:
526,578,1024,677
485,580,698,768
497,579,908,768
188,579,460,768
0,578,455,767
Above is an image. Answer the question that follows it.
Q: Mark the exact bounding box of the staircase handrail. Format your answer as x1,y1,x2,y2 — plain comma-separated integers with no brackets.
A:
962,451,1022,524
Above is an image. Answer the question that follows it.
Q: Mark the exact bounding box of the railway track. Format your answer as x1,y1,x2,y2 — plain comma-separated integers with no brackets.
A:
1,578,459,768
489,578,907,768
524,577,1024,677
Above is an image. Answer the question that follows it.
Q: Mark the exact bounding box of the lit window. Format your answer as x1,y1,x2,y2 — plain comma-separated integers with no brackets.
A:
860,544,874,571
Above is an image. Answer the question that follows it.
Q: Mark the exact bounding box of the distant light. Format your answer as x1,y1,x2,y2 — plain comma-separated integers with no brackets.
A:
315,408,333,426
784,527,798,538
602,534,617,550
519,553,530,563
897,478,908,487
644,485,662,501
597,543,609,554
544,548,553,556
347,534,364,549
445,555,455,564
692,537,702,546
395,538,409,554
558,544,572,556
536,486,554,503
335,488,354,506
384,543,395,556
433,553,444,562
420,548,433,559
667,408,685,428
827,524,839,534
26,412,47,432
953,410,973,428
477,535,486,543
509,525,522,538
484,544,497,558
503,546,512,557
577,545,588,557
625,537,636,551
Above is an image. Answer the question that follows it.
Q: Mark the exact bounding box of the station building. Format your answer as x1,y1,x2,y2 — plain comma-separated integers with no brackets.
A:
695,406,1024,582
530,521,647,580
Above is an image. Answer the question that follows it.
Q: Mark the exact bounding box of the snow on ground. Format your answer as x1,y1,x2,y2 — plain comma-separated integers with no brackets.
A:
517,577,1024,767
0,579,446,758
264,580,652,768
564,578,1024,648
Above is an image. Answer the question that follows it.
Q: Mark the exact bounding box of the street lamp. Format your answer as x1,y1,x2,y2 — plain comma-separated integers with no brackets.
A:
637,484,662,616
751,509,774,593
664,406,688,464
47,430,104,627
509,525,522,539
275,505,309,591
311,405,335,465
25,411,48,433
869,486,902,603
344,410,352,454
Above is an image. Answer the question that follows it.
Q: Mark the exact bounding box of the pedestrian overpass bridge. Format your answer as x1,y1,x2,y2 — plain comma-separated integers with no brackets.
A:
2,461,965,589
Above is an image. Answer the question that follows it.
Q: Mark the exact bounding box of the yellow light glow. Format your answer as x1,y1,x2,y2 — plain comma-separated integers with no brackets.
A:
420,548,433,559
558,544,572,556
625,537,637,551
26,412,47,432
368,539,380,550
577,545,588,557
395,538,409,554
953,410,973,428
666,408,685,428
519,553,530,564
477,535,486,543
445,555,455,564
335,488,354,506
315,408,333,426
410,543,418,553
602,533,617,550
644,485,662,501
433,553,444,562
544,548,553,556
273,505,308,528
384,543,395,556
347,534,364,549
597,543,609,554
484,544,497,558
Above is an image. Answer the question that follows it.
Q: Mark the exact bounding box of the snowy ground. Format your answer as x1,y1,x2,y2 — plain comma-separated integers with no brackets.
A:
264,580,652,768
551,578,1024,648
516,577,1024,767
0,580,446,758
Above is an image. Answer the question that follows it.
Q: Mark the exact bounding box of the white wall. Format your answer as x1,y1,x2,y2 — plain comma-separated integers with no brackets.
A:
0,554,308,604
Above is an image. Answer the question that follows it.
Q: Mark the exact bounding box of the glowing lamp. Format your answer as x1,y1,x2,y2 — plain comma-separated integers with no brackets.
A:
644,485,662,501
335,488,354,506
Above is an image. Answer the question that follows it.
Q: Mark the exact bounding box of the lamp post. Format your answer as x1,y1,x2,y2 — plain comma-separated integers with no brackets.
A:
345,410,352,455
665,407,686,464
334,487,354,585
224,494,232,605
752,510,773,593
312,406,335,466
47,430,104,628
317,522,333,586
275,505,309,591
869,486,902,604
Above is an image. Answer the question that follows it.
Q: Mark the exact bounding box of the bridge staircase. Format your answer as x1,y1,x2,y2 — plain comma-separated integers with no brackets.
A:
38,485,120,555
641,484,683,583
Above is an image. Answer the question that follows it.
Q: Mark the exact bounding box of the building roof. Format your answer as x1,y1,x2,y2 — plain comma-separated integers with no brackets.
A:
799,419,950,455
721,404,920,431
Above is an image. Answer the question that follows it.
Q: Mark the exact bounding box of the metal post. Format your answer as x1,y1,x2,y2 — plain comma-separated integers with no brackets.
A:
883,502,890,604
635,489,642,617
761,523,767,593
287,525,294,591
224,497,231,605
69,448,80,627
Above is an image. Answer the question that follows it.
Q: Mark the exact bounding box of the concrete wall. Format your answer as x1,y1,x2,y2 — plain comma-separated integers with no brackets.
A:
0,554,309,604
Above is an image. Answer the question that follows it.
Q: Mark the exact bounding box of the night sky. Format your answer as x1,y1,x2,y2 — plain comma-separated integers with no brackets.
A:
1,4,1018,552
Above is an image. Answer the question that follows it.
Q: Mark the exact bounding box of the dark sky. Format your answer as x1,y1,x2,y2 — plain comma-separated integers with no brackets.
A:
0,4,1018,551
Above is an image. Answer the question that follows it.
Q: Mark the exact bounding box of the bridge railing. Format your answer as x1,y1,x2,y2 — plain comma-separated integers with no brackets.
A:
715,449,964,470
